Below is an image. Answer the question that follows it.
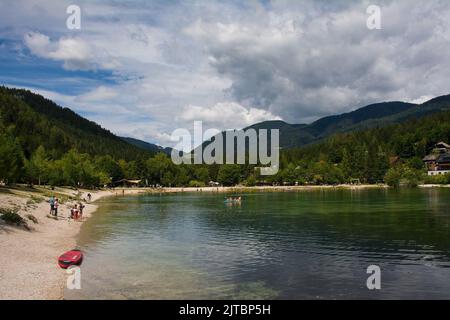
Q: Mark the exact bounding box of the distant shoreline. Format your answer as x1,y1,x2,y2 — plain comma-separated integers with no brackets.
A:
107,183,449,196
126,184,389,194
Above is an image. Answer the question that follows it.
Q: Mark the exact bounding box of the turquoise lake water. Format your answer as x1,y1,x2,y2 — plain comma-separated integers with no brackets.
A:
65,189,450,299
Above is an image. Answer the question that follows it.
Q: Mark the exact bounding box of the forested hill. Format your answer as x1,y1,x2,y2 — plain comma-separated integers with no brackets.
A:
121,137,172,155
245,96,450,149
0,86,152,160
2,85,450,188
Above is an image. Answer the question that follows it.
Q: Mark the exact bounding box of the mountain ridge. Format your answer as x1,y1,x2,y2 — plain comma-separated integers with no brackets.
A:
240,95,450,149
121,136,172,155
3,86,450,155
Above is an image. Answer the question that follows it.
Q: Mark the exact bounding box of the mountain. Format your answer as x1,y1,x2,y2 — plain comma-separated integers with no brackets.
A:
121,137,172,155
196,94,450,155
0,86,154,160
244,96,450,149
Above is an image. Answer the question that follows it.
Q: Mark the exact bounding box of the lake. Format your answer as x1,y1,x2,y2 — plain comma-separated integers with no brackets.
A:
65,188,450,299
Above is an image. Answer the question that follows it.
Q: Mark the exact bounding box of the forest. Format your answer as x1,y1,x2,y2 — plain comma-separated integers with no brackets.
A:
1,86,450,188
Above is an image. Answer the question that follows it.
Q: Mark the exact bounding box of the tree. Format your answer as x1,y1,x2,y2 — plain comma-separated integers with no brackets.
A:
25,145,49,185
281,163,300,185
244,175,257,186
384,167,401,188
193,166,210,184
94,155,123,183
58,149,100,187
174,166,189,187
217,165,241,186
0,132,24,184
146,153,173,185
364,145,389,184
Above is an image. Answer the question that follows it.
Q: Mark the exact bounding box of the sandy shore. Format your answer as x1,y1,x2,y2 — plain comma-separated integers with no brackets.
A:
107,184,390,195
159,184,389,193
0,186,115,300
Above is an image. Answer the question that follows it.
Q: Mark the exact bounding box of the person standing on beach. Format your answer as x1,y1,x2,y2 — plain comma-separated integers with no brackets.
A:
49,196,55,215
54,198,59,216
78,202,85,219
87,193,92,202
73,204,79,220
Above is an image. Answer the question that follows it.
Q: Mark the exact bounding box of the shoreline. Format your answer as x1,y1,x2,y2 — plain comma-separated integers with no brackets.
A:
1,183,449,300
0,187,115,300
113,184,390,195
111,184,450,196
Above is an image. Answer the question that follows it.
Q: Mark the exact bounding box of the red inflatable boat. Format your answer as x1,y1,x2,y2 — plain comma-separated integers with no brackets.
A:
58,249,83,269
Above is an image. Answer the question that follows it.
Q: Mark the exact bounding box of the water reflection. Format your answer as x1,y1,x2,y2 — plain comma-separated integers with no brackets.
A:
66,189,450,300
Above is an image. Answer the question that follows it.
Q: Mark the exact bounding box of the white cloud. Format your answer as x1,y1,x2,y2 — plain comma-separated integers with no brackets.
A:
409,95,433,105
184,1,450,120
24,32,92,70
4,0,450,146
179,102,281,130
76,86,118,102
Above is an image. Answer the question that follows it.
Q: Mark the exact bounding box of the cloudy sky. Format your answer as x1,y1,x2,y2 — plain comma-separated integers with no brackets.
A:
1,0,450,147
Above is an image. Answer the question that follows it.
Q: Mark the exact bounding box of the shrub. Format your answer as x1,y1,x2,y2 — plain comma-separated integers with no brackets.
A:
384,168,401,187
424,173,450,185
0,208,29,229
188,180,206,188
244,175,257,187
402,167,423,188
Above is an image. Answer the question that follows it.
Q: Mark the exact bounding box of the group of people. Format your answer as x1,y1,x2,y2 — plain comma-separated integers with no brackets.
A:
48,196,85,220
49,196,59,216
70,202,85,220
225,196,242,203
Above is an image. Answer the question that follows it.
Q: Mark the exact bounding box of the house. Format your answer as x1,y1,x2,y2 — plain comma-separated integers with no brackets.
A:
423,142,450,176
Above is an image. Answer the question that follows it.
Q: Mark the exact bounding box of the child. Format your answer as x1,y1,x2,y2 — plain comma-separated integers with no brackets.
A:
73,204,79,220
78,202,85,219
54,198,59,216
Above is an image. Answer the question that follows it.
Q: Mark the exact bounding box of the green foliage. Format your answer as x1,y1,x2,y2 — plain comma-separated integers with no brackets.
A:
188,180,206,187
0,87,153,160
94,155,124,182
384,168,402,187
407,157,425,170
192,167,209,184
0,131,24,183
424,173,450,185
244,175,257,186
401,166,424,187
384,165,424,188
2,86,450,188
217,165,242,186
24,145,49,185
146,153,174,185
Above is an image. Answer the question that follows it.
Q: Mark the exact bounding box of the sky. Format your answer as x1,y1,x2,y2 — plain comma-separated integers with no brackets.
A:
1,0,450,147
